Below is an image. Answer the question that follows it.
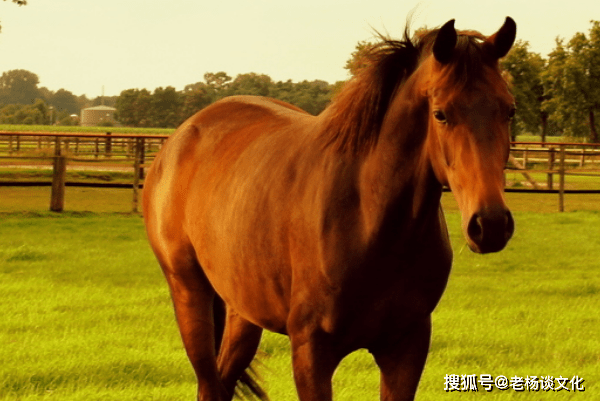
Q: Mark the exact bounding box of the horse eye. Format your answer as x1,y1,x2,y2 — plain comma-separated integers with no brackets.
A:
508,107,516,120
433,110,447,122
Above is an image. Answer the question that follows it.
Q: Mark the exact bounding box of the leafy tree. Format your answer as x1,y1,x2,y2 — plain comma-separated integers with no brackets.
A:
344,41,376,77
545,22,600,142
204,72,232,91
114,89,138,126
115,89,152,127
0,69,42,105
149,86,182,128
0,99,48,124
283,80,332,115
180,84,214,122
501,41,547,141
49,88,79,115
228,73,273,97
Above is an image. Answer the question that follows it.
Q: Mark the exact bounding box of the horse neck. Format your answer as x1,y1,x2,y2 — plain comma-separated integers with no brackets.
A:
357,76,443,237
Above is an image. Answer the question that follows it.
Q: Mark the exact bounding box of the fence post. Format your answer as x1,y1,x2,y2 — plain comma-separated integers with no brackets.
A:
558,144,566,213
50,136,67,212
547,147,555,190
105,132,112,158
132,138,142,213
139,137,145,180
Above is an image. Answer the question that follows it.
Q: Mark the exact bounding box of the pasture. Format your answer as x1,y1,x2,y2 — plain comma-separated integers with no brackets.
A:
0,190,598,400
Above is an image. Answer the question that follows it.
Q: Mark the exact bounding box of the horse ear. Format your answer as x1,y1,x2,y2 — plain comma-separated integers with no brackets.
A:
488,17,516,59
433,19,457,64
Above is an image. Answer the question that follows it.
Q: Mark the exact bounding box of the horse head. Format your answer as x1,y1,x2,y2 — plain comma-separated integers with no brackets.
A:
424,17,516,253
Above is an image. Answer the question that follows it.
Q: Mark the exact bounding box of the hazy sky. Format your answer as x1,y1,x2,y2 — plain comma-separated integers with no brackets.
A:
0,0,598,98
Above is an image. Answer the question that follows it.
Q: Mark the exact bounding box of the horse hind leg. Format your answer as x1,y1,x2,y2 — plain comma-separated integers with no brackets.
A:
155,245,228,400
215,304,266,400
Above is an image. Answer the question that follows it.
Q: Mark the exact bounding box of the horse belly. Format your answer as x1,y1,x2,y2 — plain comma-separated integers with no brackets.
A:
186,159,296,334
203,231,292,333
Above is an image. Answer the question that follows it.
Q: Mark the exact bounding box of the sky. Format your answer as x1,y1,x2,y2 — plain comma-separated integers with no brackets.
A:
0,0,598,99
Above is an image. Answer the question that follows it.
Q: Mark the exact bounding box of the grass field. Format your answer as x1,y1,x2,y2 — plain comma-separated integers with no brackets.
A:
1,192,599,400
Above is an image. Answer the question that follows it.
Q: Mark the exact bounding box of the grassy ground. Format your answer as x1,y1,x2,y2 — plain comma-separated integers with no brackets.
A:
4,186,600,214
0,169,135,185
1,192,599,400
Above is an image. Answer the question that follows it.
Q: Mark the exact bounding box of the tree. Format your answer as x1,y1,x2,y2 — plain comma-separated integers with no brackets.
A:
204,72,232,92
0,69,42,105
49,89,79,115
149,86,182,128
115,89,152,127
228,73,273,97
283,80,332,115
545,22,600,142
501,41,547,141
344,41,376,77
0,99,48,125
180,84,214,122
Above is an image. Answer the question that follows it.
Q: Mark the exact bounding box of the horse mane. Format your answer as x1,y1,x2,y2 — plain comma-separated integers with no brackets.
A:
322,26,494,153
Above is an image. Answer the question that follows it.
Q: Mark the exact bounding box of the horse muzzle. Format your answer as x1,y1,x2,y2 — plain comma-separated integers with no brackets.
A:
465,206,514,254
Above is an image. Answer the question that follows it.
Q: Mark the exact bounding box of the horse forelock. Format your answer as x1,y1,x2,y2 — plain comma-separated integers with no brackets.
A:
322,26,503,154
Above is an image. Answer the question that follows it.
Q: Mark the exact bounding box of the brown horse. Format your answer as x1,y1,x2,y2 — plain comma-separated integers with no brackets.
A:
143,17,516,401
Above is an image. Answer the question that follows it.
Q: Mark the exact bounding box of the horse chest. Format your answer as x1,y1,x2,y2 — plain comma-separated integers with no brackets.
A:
310,233,452,344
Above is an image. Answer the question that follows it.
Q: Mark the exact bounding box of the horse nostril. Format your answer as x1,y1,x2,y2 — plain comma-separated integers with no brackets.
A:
467,213,483,244
505,210,515,240
467,209,514,253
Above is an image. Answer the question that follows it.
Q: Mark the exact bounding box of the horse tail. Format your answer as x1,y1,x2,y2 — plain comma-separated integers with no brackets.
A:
213,295,269,400
237,368,268,401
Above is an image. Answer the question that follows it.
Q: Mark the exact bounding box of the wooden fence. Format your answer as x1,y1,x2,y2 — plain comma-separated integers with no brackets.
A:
508,142,600,211
0,131,168,212
1,132,600,212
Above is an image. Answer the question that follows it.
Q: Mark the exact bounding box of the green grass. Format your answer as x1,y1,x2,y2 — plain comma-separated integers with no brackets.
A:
1,198,599,400
2,186,600,216
0,169,135,184
0,187,136,214
515,134,587,143
505,170,600,191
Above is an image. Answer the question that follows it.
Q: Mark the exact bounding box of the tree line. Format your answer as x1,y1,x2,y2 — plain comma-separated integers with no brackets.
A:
114,72,340,128
501,20,600,143
0,69,115,125
0,68,339,128
2,19,599,142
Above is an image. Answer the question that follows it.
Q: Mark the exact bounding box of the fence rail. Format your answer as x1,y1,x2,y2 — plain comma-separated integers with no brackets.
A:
1,132,600,212
0,131,169,212
508,142,600,211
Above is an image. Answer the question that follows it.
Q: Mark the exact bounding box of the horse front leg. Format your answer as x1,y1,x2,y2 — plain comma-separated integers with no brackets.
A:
371,316,432,401
288,323,342,401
